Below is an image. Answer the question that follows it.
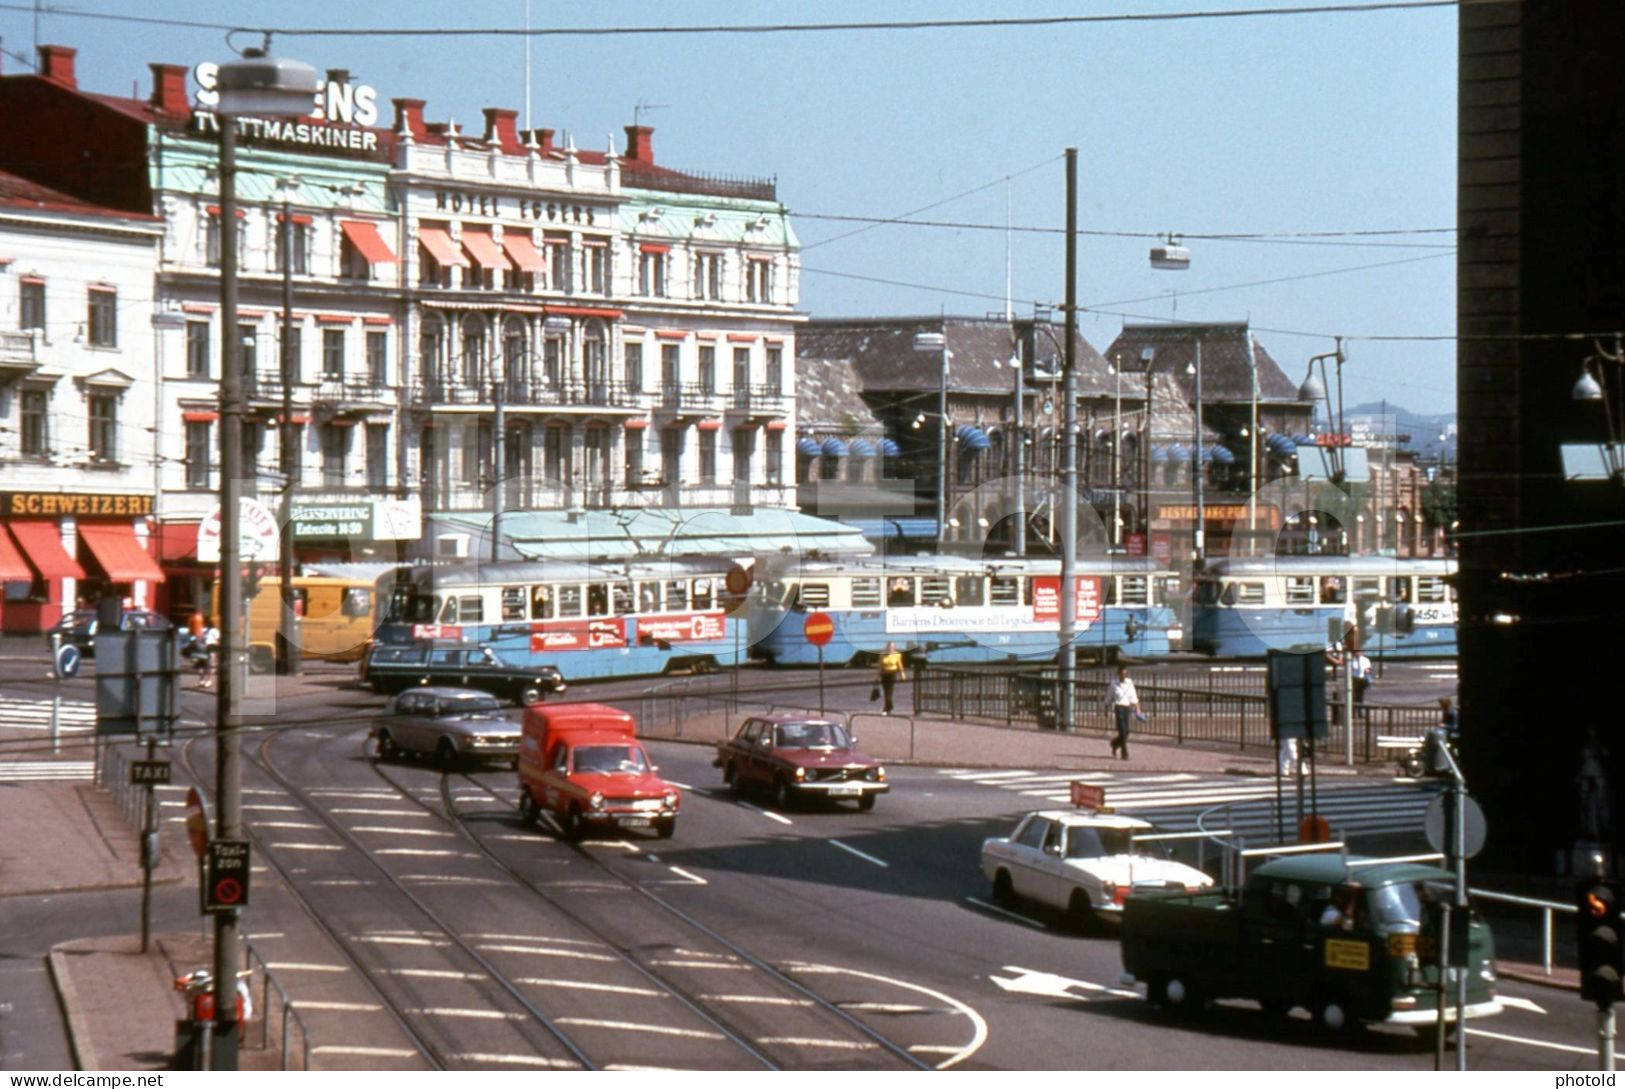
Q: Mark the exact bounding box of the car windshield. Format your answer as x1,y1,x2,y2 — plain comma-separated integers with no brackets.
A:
573,745,649,775
1371,881,1424,931
1066,826,1136,859
439,695,503,716
775,722,850,749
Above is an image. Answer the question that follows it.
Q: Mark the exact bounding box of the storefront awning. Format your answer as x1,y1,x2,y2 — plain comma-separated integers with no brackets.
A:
0,525,32,581
79,522,164,583
502,232,547,273
461,228,511,272
9,520,86,580
339,220,397,265
417,226,470,269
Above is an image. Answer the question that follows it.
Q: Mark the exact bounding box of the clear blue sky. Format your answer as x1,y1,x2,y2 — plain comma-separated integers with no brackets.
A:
0,1,1459,414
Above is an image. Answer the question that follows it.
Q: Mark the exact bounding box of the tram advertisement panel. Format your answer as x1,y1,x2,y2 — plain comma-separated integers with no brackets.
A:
1030,577,1103,623
636,611,727,644
531,618,628,652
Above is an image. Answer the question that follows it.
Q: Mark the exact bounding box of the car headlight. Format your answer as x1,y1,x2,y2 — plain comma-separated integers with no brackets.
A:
662,791,677,808
793,766,805,782
867,767,885,782
589,792,605,811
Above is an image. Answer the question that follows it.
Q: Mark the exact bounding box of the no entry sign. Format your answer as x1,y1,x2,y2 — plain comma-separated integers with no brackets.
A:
803,611,835,647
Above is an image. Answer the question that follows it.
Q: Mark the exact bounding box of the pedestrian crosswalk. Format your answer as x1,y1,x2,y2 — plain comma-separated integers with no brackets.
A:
938,767,1442,845
0,760,95,781
0,696,97,733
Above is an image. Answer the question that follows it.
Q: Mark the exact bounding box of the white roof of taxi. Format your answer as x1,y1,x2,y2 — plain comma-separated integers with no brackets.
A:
1029,809,1153,831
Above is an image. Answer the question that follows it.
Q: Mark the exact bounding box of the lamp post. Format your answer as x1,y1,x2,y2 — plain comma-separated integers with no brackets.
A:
1298,339,1347,484
1141,347,1156,555
913,330,950,549
1111,352,1123,551
276,176,301,677
1572,335,1625,481
1059,148,1079,733
212,46,318,1071
1189,339,1206,566
1012,341,1026,555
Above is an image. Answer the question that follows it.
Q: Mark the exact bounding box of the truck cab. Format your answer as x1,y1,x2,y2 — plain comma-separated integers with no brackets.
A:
1122,853,1501,1032
517,702,679,840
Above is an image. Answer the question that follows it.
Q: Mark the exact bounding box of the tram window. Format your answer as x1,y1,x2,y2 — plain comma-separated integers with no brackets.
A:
887,577,916,607
530,585,554,620
1285,577,1316,605
343,588,372,618
1100,578,1118,606
955,575,985,607
587,583,610,616
438,596,458,624
693,578,715,611
558,585,584,617
458,595,485,622
921,577,952,606
613,584,635,615
1119,576,1148,606
797,583,830,609
1388,577,1412,603
1354,577,1381,599
1220,582,1238,606
990,577,1020,606
1237,583,1266,605
850,578,882,608
1194,580,1220,606
1417,578,1447,603
1319,577,1345,604
638,582,661,614
1153,577,1180,606
665,580,689,612
501,587,527,621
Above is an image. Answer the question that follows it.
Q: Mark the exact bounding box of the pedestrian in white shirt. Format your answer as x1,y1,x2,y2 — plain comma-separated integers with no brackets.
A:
1104,665,1141,760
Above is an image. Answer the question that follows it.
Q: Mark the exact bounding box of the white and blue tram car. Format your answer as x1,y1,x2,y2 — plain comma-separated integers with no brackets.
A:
375,558,747,680
749,554,1183,666
1190,555,1458,658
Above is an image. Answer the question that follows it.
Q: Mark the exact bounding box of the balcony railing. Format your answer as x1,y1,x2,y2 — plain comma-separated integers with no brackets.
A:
421,479,790,514
658,382,721,411
244,370,289,402
728,384,786,414
313,377,392,407
410,378,639,409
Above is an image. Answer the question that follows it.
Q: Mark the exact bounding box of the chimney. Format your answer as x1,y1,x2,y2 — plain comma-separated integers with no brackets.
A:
624,125,654,165
326,68,350,86
149,63,189,117
528,128,555,154
39,45,77,89
392,97,428,141
482,108,522,155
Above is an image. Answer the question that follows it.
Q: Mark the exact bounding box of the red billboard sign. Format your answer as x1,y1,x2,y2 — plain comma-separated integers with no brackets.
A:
530,618,628,652
637,611,727,644
1031,576,1102,623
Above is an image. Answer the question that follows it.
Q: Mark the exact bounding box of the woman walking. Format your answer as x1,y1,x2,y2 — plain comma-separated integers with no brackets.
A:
1103,665,1141,760
875,641,907,715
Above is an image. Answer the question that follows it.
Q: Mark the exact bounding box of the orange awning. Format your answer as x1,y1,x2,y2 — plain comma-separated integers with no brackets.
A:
417,226,470,268
0,526,32,581
78,522,164,583
9,520,86,580
502,231,547,273
461,228,510,272
340,220,397,265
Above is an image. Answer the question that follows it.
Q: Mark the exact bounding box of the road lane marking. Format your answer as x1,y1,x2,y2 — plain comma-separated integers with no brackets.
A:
293,1001,383,1012
476,944,618,962
1497,995,1546,1014
785,961,989,1070
991,965,1141,1001
312,1046,419,1057
405,1008,526,1020
329,808,430,817
698,994,812,1006
1466,1027,1594,1056
447,1053,574,1068
398,874,507,886
668,867,708,885
242,804,303,812
268,842,344,851
354,935,451,947
737,800,792,825
311,879,374,887
963,897,1048,930
841,1002,936,1013
756,1036,877,1050
468,933,601,946
348,826,457,837
519,979,664,997
829,839,888,868
254,821,323,830
648,959,750,970
383,969,486,980
555,1018,724,1040
373,848,474,858
266,963,347,972
307,790,399,798
665,778,693,790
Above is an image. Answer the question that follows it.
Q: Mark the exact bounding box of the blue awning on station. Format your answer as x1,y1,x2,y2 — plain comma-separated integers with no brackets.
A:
1266,433,1298,456
1207,445,1235,464
956,424,990,451
821,437,849,458
843,517,940,541
850,438,877,457
879,437,902,457
796,437,822,457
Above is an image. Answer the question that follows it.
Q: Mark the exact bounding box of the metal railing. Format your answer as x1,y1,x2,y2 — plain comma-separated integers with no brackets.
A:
1469,888,1575,976
312,377,392,406
409,377,638,408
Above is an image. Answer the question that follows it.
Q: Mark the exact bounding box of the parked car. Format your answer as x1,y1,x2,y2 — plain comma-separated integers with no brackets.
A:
45,608,173,657
361,641,566,705
981,809,1213,926
373,687,522,766
713,713,887,811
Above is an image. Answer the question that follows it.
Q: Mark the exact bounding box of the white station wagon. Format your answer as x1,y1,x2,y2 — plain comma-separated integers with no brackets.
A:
981,809,1214,925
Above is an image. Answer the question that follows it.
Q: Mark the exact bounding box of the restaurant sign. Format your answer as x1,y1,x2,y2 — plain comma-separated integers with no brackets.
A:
3,491,154,517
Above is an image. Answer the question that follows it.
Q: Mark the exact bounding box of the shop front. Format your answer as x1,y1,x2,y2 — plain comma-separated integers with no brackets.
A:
0,490,164,633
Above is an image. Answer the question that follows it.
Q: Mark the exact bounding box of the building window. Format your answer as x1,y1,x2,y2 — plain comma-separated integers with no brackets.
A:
462,329,487,389
239,325,258,380
584,243,607,294
733,347,751,394
661,343,681,393
765,432,783,485
733,427,754,482
661,427,682,485
321,423,351,486
698,429,717,483
766,346,783,394
277,323,301,382
584,427,608,489
695,252,722,300
19,389,47,456
624,343,643,392
698,345,716,395
19,279,44,331
543,335,565,391
638,248,667,297
274,218,311,274
186,321,210,377
88,394,118,462
547,234,571,293
242,421,264,471
87,288,117,347
366,330,388,386
625,430,644,487
185,421,212,488
322,328,346,379
206,212,244,269
418,245,445,287
544,424,570,484
746,258,773,304
367,422,389,488
462,421,490,486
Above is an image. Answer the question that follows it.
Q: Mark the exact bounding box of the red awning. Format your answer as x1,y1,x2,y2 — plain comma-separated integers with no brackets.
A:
9,520,87,580
696,419,722,432
502,232,547,273
340,220,397,265
545,305,623,320
156,522,200,564
461,228,511,272
639,243,670,254
624,419,649,431
0,526,32,581
182,410,218,423
417,226,470,268
79,522,164,583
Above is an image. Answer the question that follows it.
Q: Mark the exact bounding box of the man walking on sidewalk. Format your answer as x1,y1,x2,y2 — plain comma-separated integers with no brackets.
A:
1104,665,1141,760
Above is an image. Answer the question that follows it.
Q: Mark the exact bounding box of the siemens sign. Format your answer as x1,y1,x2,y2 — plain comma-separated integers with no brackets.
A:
191,63,382,152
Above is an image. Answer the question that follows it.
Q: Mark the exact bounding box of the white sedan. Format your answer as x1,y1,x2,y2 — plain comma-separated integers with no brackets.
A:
980,809,1213,925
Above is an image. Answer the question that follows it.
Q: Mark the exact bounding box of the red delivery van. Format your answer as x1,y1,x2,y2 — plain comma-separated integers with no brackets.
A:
518,702,680,840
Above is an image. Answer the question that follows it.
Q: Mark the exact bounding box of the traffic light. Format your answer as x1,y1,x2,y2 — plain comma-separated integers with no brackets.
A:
1577,877,1624,1008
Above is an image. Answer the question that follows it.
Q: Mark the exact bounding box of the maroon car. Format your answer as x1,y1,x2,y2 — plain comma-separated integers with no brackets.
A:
713,713,888,811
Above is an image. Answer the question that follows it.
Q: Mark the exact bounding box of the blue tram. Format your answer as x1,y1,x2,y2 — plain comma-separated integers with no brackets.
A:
375,558,747,681
748,554,1184,667
1190,555,1457,658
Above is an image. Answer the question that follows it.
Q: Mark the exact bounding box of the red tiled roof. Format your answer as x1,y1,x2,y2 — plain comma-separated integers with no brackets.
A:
0,168,158,221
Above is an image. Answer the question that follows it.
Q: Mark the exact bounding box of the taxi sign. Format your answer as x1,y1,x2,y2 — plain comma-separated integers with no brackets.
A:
130,760,171,786
203,839,251,913
803,611,835,647
1070,781,1107,810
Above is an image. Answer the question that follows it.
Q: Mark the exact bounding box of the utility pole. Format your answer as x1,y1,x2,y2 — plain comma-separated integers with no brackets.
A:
1058,147,1079,733
1013,341,1026,555
1112,353,1122,551
936,331,950,550
491,376,506,562
277,184,299,676
1193,338,1206,566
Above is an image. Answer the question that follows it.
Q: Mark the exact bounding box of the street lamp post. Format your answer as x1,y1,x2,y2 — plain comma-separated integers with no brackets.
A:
1059,148,1079,733
211,47,318,1071
276,177,301,677
1111,353,1122,551
1190,339,1206,565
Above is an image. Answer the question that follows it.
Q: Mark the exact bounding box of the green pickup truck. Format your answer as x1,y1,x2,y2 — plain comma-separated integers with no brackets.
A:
1121,853,1502,1032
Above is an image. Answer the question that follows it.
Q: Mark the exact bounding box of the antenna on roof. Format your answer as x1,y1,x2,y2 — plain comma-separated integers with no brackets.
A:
633,99,669,127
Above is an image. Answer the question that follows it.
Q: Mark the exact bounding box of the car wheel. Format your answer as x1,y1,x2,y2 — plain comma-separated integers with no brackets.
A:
375,730,397,761
857,793,876,812
773,778,796,811
518,791,539,826
1068,889,1095,930
723,763,742,794
561,805,584,842
656,818,675,839
1316,996,1354,1034
520,686,545,707
992,869,1016,907
436,738,458,768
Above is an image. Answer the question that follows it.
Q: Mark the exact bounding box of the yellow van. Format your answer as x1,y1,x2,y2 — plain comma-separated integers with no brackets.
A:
212,576,379,670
